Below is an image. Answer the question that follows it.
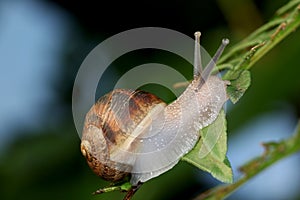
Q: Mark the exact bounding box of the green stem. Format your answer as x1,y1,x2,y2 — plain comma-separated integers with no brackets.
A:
194,121,300,200
245,6,300,70
219,0,300,76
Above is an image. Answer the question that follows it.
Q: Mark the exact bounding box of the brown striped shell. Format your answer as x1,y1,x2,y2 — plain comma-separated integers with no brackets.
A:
80,89,166,182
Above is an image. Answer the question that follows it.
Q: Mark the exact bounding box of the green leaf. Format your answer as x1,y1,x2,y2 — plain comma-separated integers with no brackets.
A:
195,120,300,200
93,179,132,194
225,70,251,104
120,182,132,191
182,110,233,183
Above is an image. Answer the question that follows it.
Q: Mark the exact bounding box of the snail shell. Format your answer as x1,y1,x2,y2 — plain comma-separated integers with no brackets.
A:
80,32,229,185
81,89,165,181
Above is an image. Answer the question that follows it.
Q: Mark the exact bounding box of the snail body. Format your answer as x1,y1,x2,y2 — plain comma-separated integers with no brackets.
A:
81,32,229,185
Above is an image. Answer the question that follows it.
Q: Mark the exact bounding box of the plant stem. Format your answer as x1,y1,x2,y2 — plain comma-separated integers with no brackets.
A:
219,0,300,77
194,121,300,200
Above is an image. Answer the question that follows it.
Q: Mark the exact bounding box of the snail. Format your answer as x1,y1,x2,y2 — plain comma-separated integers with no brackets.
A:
80,32,229,191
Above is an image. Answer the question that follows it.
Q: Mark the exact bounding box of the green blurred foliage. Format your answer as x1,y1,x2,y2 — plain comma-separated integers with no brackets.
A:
0,0,299,200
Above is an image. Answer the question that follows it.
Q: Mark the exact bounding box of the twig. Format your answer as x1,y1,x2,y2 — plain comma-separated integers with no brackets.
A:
194,121,300,200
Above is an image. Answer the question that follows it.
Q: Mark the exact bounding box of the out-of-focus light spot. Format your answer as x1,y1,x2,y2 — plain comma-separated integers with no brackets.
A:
0,0,70,149
227,109,299,200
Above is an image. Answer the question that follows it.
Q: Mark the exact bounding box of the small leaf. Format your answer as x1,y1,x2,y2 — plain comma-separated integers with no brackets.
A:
120,182,132,191
93,181,132,195
182,110,233,183
195,120,300,200
226,70,251,104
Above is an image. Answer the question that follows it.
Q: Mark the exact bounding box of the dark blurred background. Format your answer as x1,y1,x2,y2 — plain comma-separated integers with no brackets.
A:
0,0,300,199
